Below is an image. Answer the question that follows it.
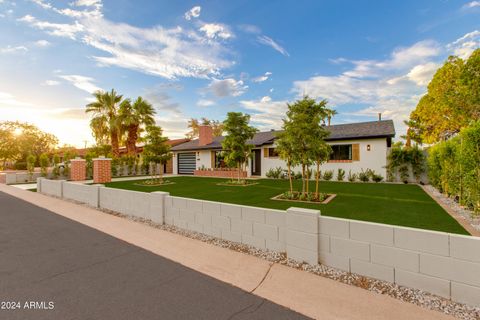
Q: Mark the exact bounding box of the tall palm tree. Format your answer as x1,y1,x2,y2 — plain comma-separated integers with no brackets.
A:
118,97,156,155
86,89,123,157
326,109,338,126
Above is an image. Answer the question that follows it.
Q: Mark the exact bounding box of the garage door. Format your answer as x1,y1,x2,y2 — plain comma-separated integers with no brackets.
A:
177,152,196,174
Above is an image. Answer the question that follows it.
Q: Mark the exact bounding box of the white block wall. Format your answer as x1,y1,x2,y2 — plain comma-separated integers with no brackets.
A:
62,182,101,208
39,179,64,197
318,216,480,306
36,180,480,307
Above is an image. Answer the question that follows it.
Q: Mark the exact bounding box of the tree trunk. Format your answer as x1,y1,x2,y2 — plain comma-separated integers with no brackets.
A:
306,165,309,193
288,161,293,194
127,125,138,156
111,130,120,157
315,162,320,197
237,162,241,182
301,163,306,194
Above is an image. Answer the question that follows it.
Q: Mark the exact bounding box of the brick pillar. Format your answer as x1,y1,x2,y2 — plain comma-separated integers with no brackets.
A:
93,157,112,184
70,157,86,181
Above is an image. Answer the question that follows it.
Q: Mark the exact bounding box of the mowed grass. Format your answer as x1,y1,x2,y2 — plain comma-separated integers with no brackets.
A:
105,176,468,235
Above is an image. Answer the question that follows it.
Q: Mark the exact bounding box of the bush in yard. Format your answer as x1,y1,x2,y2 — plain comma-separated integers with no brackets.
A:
14,161,27,170
39,153,49,177
370,171,384,183
358,169,370,182
399,165,409,183
52,154,60,178
266,167,283,179
348,170,357,182
26,154,36,180
323,170,333,181
336,168,345,181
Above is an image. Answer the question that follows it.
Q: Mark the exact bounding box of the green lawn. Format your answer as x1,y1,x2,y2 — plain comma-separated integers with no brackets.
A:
105,176,468,235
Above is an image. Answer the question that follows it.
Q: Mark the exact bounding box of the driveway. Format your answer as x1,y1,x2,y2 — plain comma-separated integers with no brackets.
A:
0,191,308,320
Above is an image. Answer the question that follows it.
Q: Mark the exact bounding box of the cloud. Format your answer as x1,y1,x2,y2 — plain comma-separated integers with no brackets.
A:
143,87,182,115
197,99,215,107
199,23,233,39
406,62,440,86
256,35,289,57
43,80,60,86
72,0,102,7
240,97,288,130
59,75,101,93
19,2,233,79
447,30,480,59
184,6,201,20
0,45,28,54
34,39,51,47
252,71,272,83
462,1,480,9
208,78,248,97
238,24,261,34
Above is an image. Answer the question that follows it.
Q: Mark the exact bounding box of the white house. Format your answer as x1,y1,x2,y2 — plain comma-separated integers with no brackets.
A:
171,120,395,178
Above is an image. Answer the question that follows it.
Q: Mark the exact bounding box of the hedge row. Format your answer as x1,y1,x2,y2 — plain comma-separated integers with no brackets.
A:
428,121,480,213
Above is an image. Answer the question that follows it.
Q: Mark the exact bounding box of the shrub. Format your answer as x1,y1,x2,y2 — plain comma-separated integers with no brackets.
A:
39,153,49,177
323,170,333,181
347,170,357,182
52,154,60,178
266,166,283,179
371,172,384,183
14,161,27,170
399,165,409,184
336,168,345,181
294,171,303,180
358,169,370,182
27,154,36,180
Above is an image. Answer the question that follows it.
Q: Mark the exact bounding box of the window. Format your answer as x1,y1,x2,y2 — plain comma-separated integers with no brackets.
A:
214,151,226,168
330,144,352,160
268,148,279,157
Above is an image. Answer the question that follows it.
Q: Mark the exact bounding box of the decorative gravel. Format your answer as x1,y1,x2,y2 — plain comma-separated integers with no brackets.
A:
424,185,480,233
98,208,480,320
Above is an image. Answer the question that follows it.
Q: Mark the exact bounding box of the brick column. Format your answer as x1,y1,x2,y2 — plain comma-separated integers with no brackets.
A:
93,157,112,184
70,157,86,181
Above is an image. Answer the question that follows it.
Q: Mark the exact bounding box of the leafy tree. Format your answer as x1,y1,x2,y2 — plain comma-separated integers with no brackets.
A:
39,153,50,177
26,154,36,180
279,96,330,194
409,49,480,144
275,133,297,193
119,97,156,156
86,89,123,157
221,112,258,182
0,121,58,167
186,118,224,139
143,125,172,183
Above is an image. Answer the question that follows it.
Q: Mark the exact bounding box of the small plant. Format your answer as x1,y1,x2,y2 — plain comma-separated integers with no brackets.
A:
39,153,49,177
399,165,409,184
266,166,283,179
198,165,207,170
323,170,333,181
52,154,60,178
27,154,36,181
336,168,345,181
347,170,357,182
371,172,384,183
358,169,370,182
293,171,303,180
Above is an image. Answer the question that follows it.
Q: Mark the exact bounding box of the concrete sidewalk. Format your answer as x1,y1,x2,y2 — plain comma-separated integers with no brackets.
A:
0,184,454,320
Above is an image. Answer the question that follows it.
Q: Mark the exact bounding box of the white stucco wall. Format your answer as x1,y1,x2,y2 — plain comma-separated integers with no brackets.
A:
261,138,389,178
196,150,211,170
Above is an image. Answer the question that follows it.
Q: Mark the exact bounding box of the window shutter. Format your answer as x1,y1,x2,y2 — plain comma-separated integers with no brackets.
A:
211,151,215,168
264,148,269,158
352,144,360,161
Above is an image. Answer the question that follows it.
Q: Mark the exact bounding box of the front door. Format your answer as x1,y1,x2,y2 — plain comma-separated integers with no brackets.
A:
252,149,261,176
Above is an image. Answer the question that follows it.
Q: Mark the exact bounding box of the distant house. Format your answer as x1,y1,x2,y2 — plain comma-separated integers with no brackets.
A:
170,120,395,178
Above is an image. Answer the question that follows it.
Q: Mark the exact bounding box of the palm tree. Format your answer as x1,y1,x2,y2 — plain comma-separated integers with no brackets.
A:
326,109,338,126
86,89,123,157
119,97,156,155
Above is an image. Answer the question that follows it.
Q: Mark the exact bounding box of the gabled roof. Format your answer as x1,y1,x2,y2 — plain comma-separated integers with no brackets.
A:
171,120,395,152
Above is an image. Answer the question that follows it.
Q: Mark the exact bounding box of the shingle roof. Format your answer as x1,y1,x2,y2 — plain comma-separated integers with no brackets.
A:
171,120,395,151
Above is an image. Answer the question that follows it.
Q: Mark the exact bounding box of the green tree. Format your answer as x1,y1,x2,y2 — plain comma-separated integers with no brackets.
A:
143,125,172,183
26,154,36,180
221,112,258,182
275,133,297,193
186,117,224,139
39,153,50,177
119,97,156,156
409,49,480,144
86,89,123,157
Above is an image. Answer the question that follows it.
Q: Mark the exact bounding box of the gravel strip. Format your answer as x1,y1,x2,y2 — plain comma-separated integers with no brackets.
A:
424,185,480,233
95,208,480,320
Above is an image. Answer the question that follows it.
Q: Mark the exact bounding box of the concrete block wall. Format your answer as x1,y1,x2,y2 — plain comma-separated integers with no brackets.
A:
164,196,287,251
62,182,101,207
35,180,480,307
318,216,480,306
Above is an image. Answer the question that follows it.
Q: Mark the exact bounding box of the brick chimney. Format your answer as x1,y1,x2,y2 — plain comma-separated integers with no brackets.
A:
378,113,382,121
198,125,213,146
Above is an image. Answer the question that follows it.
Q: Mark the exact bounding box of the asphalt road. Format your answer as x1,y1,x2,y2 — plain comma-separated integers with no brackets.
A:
0,192,308,320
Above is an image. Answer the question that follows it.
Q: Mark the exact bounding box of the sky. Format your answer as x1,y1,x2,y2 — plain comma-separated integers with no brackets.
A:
0,0,479,147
